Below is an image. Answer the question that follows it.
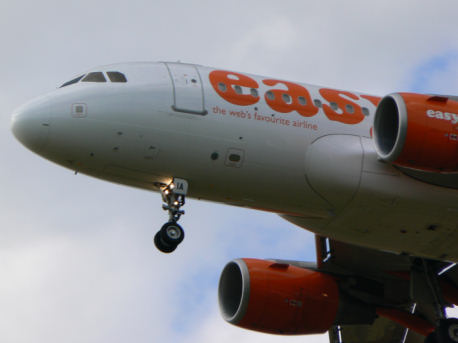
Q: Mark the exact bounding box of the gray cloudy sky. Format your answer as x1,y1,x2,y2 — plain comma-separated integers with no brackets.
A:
1,1,458,342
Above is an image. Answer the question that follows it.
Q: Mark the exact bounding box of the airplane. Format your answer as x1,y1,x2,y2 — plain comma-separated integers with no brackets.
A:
10,61,458,343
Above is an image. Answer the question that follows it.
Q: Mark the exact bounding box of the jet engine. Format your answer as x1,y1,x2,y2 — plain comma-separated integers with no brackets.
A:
218,258,340,335
373,93,458,172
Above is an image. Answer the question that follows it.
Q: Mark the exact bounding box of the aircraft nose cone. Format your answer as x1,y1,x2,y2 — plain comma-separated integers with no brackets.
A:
11,99,51,154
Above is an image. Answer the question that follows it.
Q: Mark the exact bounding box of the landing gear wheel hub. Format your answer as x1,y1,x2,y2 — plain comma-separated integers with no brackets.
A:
160,222,184,245
448,324,458,342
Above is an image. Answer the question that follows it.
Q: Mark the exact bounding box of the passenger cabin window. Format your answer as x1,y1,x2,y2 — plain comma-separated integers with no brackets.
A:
218,82,227,92
282,93,292,104
345,104,355,114
298,96,307,105
233,85,242,94
107,71,127,82
60,75,85,88
82,72,106,82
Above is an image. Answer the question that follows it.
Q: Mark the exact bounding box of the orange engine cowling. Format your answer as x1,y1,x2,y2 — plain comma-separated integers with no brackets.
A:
373,93,458,172
218,258,339,335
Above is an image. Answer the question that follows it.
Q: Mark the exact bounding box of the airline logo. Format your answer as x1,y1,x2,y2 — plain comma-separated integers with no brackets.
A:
426,109,458,124
209,70,380,125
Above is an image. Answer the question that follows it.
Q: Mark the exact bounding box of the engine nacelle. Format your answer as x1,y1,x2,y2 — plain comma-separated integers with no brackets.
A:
373,93,458,172
218,258,339,335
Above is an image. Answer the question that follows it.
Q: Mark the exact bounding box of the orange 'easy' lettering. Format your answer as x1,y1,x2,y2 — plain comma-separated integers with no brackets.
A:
209,70,259,106
262,79,319,117
319,89,365,124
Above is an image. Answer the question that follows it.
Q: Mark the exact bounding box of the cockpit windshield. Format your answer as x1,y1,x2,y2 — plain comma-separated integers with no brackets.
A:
60,75,84,88
82,72,106,82
60,71,127,88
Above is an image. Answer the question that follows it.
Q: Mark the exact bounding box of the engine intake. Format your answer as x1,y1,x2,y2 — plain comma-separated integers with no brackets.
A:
219,259,250,323
218,258,340,335
373,93,458,172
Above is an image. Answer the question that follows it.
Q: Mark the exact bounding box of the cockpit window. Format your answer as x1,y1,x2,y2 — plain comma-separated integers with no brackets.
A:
60,75,85,88
107,71,127,82
59,70,127,87
82,72,106,82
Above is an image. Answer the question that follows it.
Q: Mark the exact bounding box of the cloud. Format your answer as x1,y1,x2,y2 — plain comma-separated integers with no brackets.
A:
1,1,458,343
228,17,297,66
407,51,458,94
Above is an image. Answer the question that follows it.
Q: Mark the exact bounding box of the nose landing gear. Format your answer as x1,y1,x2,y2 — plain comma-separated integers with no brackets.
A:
154,178,188,253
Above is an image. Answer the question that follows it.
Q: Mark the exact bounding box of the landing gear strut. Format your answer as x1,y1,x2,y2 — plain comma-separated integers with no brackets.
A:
154,178,188,253
411,259,458,343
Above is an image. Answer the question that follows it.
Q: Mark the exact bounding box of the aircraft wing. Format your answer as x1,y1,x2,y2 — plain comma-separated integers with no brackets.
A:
312,236,456,343
328,317,424,343
329,318,402,343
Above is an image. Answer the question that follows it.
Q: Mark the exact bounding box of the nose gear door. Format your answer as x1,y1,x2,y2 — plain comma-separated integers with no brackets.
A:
165,62,207,115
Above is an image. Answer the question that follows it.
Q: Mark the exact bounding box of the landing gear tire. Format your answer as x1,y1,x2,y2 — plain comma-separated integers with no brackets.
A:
154,231,177,254
436,319,458,343
160,221,185,246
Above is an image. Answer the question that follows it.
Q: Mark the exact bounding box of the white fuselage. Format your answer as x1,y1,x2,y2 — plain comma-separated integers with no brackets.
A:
11,62,458,261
